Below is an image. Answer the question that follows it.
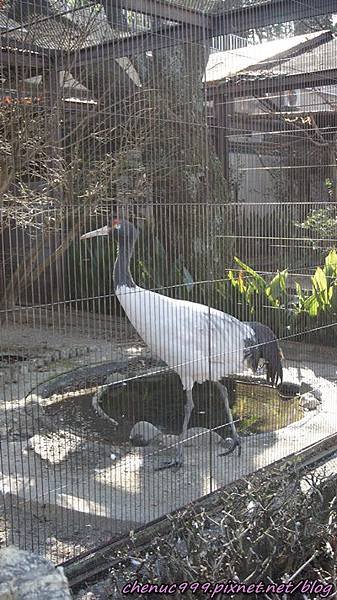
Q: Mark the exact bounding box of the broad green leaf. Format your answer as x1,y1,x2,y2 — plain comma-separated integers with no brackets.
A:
303,294,320,317
278,269,288,291
266,269,288,302
324,249,337,278
234,257,266,290
236,272,245,294
329,284,337,312
295,282,304,302
312,267,327,292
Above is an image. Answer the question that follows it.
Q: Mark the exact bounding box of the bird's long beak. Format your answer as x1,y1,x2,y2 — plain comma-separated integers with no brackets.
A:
80,225,111,240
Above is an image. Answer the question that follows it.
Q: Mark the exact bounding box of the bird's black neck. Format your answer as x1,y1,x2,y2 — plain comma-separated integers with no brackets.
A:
113,230,139,290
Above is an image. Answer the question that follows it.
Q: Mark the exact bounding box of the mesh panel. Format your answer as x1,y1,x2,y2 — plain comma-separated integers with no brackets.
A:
0,0,336,573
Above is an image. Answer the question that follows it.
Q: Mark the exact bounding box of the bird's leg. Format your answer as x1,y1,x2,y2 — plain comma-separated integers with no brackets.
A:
182,389,194,436
156,389,194,470
215,382,241,457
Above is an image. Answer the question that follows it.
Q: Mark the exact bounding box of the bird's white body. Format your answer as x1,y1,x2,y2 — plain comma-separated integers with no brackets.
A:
82,220,282,466
116,284,255,391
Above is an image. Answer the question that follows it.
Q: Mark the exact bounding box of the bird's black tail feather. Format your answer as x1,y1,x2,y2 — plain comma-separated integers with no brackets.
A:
244,321,283,387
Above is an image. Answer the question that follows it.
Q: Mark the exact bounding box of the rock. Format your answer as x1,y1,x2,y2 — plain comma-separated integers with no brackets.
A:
311,387,323,402
299,382,322,403
105,373,125,385
299,382,313,395
300,393,321,411
75,580,114,600
0,546,71,599
92,384,119,428
299,383,322,402
159,433,178,449
129,421,162,446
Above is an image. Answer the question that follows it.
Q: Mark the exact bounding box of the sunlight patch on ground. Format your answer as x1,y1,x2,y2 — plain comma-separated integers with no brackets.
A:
27,431,83,463
57,493,108,517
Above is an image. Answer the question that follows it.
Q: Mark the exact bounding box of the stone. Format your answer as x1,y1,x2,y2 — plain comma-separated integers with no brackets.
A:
299,382,313,395
300,393,321,411
105,373,125,385
129,421,162,446
311,387,323,402
159,433,178,449
91,378,119,427
0,546,71,599
299,382,322,402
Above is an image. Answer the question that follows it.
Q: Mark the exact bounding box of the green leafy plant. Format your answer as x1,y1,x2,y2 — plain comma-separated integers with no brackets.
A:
294,250,337,317
227,250,337,322
295,179,337,254
228,257,288,313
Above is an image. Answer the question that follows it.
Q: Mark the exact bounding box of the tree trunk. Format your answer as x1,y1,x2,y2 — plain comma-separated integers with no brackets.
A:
73,35,233,301
135,41,233,289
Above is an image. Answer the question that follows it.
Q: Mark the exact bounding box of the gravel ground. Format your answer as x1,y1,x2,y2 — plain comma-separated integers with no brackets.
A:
0,311,146,563
1,311,337,569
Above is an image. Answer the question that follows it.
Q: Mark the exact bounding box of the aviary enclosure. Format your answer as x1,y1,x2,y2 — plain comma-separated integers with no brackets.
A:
1,0,337,572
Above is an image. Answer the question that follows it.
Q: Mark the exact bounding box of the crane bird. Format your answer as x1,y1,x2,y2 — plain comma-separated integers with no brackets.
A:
81,219,283,469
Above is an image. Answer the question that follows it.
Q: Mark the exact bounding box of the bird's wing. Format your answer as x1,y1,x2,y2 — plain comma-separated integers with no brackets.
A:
191,307,254,368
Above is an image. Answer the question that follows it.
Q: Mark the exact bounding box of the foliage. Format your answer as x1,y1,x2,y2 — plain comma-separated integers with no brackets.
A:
295,251,337,317
134,223,197,302
294,178,337,253
225,258,289,330
296,204,337,256
1,4,233,311
228,259,288,310
227,251,337,336
294,15,337,35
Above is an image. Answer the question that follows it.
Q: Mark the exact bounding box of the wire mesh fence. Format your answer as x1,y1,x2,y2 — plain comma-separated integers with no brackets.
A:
0,0,337,567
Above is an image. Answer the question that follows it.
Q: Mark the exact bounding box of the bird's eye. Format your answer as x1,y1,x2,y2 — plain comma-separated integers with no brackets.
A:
115,223,121,230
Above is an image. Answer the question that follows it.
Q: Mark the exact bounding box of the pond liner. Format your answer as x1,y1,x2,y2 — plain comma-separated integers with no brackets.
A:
61,430,337,591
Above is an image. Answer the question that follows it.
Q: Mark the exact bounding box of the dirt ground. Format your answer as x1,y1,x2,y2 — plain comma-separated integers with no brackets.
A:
1,310,337,565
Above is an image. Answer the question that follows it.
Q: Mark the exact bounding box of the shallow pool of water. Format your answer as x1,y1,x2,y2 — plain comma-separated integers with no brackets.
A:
99,372,303,442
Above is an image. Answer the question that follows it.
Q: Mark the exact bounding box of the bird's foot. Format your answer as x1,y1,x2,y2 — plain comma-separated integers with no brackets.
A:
155,445,183,471
155,457,183,471
219,435,241,457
